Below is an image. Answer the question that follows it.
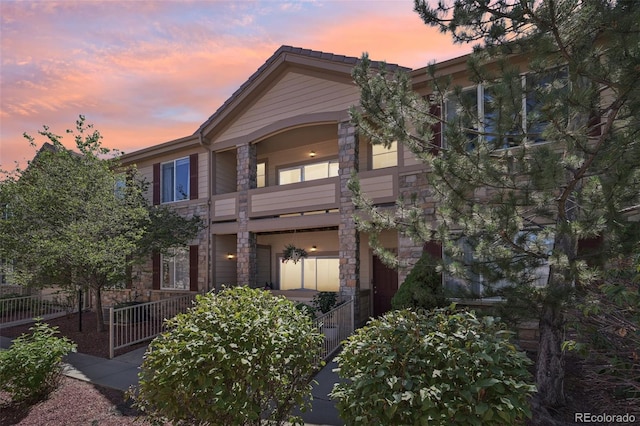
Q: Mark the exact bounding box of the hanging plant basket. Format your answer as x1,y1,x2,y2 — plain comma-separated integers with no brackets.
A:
282,244,308,264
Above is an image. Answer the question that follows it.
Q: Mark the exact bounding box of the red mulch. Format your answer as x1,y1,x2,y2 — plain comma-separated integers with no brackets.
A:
0,312,152,425
0,311,148,358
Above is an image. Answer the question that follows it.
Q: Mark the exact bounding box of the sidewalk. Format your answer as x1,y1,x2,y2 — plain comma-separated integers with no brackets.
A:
0,335,344,425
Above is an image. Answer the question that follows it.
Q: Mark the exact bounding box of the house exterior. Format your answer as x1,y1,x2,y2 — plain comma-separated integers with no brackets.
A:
115,45,630,323
116,46,441,323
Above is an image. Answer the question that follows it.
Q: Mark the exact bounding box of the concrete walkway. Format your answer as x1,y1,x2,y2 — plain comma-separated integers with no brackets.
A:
0,336,344,425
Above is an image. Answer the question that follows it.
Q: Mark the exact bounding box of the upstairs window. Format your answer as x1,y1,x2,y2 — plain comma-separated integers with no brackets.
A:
278,160,338,185
162,157,190,203
371,141,398,169
445,69,568,149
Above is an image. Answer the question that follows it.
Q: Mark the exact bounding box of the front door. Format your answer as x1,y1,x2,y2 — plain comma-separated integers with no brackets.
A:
372,255,398,317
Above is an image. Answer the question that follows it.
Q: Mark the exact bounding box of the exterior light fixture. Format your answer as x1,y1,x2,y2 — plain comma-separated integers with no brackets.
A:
309,151,316,158
310,245,317,252
227,253,235,260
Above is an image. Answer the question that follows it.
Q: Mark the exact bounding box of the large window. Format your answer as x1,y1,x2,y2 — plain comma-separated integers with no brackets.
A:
278,160,338,185
161,157,190,203
445,70,568,149
279,256,339,291
162,247,189,290
444,233,554,297
371,141,397,169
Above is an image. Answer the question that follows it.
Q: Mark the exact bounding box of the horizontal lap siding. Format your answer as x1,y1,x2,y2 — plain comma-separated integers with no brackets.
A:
217,72,358,142
251,183,336,213
214,197,236,217
360,175,394,199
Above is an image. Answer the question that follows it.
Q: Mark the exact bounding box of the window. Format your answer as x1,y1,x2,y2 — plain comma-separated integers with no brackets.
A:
162,247,189,290
161,157,190,203
371,141,398,169
445,70,568,149
278,160,338,185
444,232,554,297
279,256,339,291
257,161,266,188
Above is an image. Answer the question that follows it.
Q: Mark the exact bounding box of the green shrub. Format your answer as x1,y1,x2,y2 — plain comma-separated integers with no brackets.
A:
391,251,448,310
311,291,339,314
132,286,324,425
0,320,76,403
330,307,536,425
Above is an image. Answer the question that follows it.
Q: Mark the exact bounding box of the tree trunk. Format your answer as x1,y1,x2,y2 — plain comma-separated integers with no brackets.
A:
535,300,566,407
93,285,105,333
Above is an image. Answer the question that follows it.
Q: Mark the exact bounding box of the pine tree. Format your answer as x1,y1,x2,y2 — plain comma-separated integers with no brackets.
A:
350,0,640,409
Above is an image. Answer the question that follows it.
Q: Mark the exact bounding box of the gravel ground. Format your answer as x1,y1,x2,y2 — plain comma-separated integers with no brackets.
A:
0,312,152,425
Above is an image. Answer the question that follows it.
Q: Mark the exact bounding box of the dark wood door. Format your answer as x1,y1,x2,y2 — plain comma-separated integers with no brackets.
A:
372,255,398,317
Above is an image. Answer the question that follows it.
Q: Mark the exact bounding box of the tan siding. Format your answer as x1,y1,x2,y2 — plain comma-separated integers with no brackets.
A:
214,197,236,217
360,175,394,199
137,165,154,204
251,183,336,214
216,72,358,143
198,152,208,199
215,150,237,194
403,147,422,167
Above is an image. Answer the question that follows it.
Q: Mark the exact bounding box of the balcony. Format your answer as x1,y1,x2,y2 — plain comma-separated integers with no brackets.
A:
211,169,398,224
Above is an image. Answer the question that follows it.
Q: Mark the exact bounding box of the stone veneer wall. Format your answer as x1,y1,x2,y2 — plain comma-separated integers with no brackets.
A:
338,121,361,319
236,143,257,287
396,170,436,285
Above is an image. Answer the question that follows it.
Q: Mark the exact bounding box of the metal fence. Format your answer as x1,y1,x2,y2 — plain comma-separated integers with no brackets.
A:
312,298,354,361
108,294,197,358
0,294,71,327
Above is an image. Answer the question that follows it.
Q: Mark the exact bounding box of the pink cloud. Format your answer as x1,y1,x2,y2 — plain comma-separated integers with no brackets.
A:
0,1,470,172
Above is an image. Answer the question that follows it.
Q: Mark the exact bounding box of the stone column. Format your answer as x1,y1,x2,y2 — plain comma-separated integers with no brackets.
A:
397,171,436,284
236,143,257,287
338,121,360,320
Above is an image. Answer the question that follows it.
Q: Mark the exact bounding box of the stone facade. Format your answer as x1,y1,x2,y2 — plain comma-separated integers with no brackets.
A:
236,143,257,287
338,121,361,319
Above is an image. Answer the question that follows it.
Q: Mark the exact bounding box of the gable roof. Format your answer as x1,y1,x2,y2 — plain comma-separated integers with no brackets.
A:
195,45,411,140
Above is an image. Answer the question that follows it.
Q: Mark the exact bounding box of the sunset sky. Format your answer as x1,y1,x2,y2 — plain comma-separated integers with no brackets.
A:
0,0,470,170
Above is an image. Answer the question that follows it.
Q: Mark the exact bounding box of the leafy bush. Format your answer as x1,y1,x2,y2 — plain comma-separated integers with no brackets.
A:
132,286,324,425
312,291,339,314
330,307,536,425
391,251,448,310
0,320,76,403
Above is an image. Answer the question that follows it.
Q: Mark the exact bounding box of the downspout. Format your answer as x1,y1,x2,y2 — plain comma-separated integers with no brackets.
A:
199,131,213,292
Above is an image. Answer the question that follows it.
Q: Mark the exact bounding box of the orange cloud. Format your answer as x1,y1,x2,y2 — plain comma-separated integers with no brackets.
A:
0,0,470,172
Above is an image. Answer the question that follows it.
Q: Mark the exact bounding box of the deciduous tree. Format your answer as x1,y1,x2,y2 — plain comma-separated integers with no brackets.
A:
0,116,203,331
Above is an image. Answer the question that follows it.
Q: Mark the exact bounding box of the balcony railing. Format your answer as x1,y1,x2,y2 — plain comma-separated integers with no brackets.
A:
212,170,397,223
